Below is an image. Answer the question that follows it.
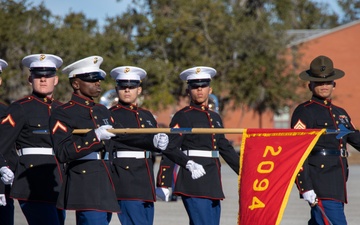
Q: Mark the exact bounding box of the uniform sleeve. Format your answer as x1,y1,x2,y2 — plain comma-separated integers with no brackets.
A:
0,103,26,159
0,183,4,194
0,153,6,194
342,112,360,150
50,107,104,163
0,153,7,167
291,105,314,193
291,105,312,128
210,113,240,174
218,134,240,174
111,119,157,151
0,103,7,117
161,112,192,168
347,131,360,150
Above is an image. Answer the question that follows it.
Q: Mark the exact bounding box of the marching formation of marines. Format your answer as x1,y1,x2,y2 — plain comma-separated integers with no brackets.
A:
1,54,360,225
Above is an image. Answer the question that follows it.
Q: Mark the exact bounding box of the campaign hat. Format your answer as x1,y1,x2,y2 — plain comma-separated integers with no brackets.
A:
299,55,344,81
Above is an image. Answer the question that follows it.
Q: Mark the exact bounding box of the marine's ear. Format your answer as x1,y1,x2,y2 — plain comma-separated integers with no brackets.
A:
308,82,312,91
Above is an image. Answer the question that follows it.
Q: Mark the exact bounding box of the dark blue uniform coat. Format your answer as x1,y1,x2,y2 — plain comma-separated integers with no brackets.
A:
291,95,360,203
50,93,120,212
110,102,159,202
161,102,239,199
0,102,7,195
0,93,63,203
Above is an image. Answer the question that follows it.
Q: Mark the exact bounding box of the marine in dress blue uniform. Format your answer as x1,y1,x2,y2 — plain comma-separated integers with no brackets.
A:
109,66,206,224
0,59,16,225
109,66,169,225
161,66,240,225
291,55,360,225
0,59,10,208
0,54,65,225
49,56,121,225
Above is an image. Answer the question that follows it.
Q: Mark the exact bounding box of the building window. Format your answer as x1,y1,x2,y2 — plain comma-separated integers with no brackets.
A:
274,106,290,128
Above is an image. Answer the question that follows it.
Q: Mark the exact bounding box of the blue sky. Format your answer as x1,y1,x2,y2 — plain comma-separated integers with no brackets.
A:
29,0,342,27
29,0,131,27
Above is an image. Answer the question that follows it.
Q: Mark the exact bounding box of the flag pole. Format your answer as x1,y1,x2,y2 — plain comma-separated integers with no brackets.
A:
72,128,247,134
72,124,352,136
34,124,352,138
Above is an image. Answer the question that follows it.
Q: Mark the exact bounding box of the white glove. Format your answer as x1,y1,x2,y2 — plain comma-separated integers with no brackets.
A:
95,125,115,140
153,133,169,150
156,187,171,202
302,190,317,204
186,160,206,179
0,194,6,206
0,166,14,185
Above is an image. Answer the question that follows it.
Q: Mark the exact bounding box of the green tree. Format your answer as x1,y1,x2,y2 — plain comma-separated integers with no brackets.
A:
337,0,360,23
99,13,145,94
0,0,104,102
276,0,339,29
0,0,58,102
112,0,301,127
0,0,354,128
54,12,102,101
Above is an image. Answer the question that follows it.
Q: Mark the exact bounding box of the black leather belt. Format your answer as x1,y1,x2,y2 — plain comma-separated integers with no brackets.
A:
310,149,348,157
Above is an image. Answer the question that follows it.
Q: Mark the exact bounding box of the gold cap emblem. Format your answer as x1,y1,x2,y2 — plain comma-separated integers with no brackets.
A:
124,67,130,73
195,68,201,74
39,54,46,61
93,57,98,64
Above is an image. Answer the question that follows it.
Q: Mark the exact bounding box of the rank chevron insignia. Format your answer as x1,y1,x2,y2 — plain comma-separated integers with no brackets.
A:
173,123,183,136
52,120,68,134
294,119,306,129
1,114,15,127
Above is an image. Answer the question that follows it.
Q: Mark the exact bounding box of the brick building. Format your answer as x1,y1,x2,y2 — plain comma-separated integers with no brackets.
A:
154,20,360,146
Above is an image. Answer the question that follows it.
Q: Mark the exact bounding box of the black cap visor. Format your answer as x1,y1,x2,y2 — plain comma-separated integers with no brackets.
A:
116,80,141,89
30,67,57,77
75,72,104,81
187,79,211,88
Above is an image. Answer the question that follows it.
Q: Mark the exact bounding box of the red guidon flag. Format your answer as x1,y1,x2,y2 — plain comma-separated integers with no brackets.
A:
238,128,325,225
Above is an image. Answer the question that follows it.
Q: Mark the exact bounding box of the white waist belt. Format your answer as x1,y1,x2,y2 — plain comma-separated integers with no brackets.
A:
78,152,109,160
183,150,219,158
115,151,151,159
18,147,54,156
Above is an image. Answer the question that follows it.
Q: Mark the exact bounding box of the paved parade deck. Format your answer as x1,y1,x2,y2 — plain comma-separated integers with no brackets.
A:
13,158,360,225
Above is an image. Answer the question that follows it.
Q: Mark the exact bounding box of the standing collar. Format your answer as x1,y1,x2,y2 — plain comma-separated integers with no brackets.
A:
70,93,96,107
189,101,208,111
311,95,332,106
32,92,54,104
116,101,138,110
